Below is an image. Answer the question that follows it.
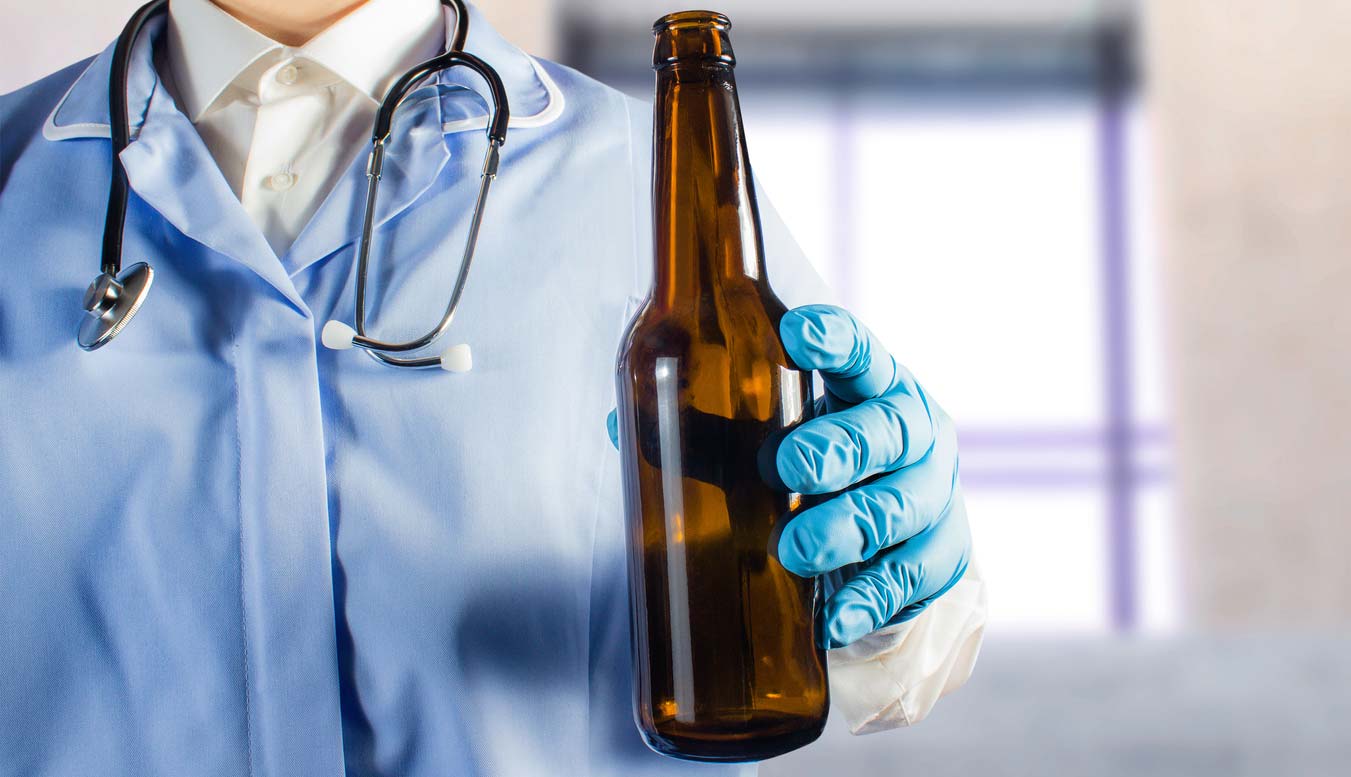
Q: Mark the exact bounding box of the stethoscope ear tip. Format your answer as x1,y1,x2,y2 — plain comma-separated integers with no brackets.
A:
322,320,358,350
322,320,471,372
439,343,472,373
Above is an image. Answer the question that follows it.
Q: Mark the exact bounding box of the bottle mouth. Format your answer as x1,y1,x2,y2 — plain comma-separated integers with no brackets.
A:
652,10,735,69
652,10,731,33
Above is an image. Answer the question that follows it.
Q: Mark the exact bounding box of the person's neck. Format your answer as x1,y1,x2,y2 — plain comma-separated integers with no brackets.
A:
210,0,372,46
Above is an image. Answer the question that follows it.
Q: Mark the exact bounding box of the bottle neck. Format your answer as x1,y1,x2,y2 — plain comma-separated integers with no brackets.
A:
651,61,768,304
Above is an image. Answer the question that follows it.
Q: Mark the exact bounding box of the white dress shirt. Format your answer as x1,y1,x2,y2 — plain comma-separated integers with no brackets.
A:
164,0,445,255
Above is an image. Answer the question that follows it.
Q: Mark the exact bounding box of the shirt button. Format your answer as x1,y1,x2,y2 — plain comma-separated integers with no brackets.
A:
276,64,299,85
267,171,297,191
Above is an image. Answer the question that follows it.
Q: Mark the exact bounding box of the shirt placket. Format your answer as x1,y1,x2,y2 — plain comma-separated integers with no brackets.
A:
229,280,347,777
243,56,328,255
119,82,348,777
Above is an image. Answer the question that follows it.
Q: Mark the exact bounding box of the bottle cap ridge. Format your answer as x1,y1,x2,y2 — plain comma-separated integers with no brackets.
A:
653,10,731,31
652,10,735,69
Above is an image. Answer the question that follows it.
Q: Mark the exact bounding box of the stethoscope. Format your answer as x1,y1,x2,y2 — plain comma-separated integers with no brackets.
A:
79,0,509,373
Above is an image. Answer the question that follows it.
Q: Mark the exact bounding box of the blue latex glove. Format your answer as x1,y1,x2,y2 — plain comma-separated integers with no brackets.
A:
607,304,971,649
774,304,970,648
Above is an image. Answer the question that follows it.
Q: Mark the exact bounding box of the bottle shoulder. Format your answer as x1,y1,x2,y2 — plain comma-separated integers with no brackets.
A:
618,285,792,373
635,281,790,324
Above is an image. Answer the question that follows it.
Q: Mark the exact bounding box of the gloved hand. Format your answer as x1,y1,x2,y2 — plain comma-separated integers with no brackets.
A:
774,304,970,649
607,303,971,650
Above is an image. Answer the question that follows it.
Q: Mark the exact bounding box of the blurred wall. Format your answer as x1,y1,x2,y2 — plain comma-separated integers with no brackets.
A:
1148,0,1351,627
1,0,141,91
563,0,1133,28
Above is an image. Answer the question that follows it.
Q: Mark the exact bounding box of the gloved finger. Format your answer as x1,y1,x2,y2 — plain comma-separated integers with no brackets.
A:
775,383,941,494
779,304,908,404
777,418,958,576
606,408,619,449
820,491,971,649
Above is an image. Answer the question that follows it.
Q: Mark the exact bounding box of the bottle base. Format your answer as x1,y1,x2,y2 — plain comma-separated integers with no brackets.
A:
640,711,827,763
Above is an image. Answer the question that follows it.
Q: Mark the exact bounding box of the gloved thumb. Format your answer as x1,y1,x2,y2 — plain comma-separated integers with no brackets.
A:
606,408,619,449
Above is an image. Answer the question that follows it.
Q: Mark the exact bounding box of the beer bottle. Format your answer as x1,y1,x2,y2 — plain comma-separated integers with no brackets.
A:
613,10,829,762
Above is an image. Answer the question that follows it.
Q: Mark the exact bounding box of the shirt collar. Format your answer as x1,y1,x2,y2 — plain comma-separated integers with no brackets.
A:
44,0,564,142
166,0,445,121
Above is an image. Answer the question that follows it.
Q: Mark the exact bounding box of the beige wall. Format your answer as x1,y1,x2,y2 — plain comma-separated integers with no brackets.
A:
1147,0,1351,626
0,0,558,94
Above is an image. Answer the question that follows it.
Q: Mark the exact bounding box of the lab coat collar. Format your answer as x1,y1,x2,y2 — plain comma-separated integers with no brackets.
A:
42,40,130,142
40,2,564,295
432,0,566,134
43,0,564,143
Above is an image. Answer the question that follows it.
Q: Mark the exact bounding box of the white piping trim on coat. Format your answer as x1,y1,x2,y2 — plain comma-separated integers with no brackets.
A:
440,56,565,135
43,54,566,142
42,61,112,141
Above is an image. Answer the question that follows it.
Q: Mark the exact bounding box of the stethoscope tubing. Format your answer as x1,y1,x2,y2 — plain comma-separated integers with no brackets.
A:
83,0,510,372
102,0,168,278
347,24,510,369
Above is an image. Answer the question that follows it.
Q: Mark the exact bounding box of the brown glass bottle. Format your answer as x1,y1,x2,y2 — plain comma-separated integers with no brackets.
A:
613,11,828,763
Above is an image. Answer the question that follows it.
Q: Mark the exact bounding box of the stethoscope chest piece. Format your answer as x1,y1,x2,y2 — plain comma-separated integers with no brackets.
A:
78,262,154,351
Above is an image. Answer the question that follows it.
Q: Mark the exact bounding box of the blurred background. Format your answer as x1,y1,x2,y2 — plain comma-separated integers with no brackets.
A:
5,1,1350,774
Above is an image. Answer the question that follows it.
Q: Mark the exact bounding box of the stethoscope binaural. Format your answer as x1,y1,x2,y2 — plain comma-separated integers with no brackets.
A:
79,0,509,372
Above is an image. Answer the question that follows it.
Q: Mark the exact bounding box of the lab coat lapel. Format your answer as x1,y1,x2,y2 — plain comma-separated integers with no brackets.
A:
44,18,309,315
119,87,309,315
